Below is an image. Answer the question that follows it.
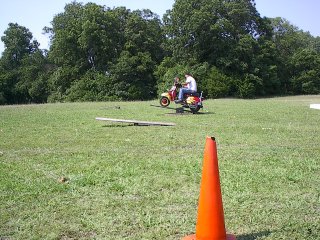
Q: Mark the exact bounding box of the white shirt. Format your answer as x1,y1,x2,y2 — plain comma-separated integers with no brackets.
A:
186,76,197,91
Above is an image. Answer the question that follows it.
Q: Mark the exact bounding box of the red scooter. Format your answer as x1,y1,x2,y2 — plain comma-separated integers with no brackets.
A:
159,82,203,113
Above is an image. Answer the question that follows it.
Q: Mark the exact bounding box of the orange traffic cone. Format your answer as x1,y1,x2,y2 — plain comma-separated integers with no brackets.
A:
182,137,236,240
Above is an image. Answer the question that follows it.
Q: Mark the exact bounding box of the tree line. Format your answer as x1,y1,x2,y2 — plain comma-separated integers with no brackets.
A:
1,0,319,104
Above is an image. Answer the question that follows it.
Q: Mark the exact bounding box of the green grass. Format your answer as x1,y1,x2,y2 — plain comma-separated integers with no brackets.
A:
0,96,319,239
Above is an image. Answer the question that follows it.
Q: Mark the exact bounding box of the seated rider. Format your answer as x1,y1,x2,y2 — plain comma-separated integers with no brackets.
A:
175,73,197,103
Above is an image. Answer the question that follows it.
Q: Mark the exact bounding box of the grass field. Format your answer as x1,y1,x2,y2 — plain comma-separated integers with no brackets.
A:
0,96,319,240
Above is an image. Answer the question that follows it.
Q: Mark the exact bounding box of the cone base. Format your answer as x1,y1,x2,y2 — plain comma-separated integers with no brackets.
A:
181,233,236,240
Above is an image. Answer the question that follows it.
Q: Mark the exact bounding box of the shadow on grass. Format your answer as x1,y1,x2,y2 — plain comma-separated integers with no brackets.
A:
150,104,181,110
237,230,272,240
102,124,132,128
150,104,214,115
165,111,215,115
101,123,174,127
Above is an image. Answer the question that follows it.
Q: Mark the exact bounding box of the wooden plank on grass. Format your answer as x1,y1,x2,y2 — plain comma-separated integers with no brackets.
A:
95,117,176,126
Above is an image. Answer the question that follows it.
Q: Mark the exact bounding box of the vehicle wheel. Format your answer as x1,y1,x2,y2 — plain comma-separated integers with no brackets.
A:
190,105,200,113
160,96,170,107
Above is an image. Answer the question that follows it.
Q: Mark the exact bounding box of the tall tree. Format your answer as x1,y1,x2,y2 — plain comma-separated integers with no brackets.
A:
0,23,48,104
290,49,320,94
46,2,85,68
109,9,164,99
1,23,35,68
163,0,266,66
46,3,164,101
45,2,117,100
162,0,276,97
269,17,319,93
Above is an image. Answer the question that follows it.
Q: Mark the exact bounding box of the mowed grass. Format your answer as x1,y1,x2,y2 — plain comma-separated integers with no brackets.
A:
0,96,319,240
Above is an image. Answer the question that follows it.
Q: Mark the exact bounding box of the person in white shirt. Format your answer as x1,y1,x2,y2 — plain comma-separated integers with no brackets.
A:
175,73,197,103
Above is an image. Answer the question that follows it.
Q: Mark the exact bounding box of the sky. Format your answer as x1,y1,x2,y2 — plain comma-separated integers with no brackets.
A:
1,0,320,55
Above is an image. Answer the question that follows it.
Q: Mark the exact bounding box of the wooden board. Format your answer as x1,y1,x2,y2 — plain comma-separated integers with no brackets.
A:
95,117,176,126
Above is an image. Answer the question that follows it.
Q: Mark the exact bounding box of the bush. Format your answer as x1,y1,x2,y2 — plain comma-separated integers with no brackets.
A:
66,70,114,102
47,67,79,102
0,92,6,105
201,66,231,98
291,70,320,94
237,74,263,98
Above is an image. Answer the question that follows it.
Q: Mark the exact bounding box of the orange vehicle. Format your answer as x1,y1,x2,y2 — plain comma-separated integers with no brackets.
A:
159,82,203,113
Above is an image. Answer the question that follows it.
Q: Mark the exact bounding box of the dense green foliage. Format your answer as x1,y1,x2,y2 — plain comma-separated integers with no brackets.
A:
1,0,320,104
